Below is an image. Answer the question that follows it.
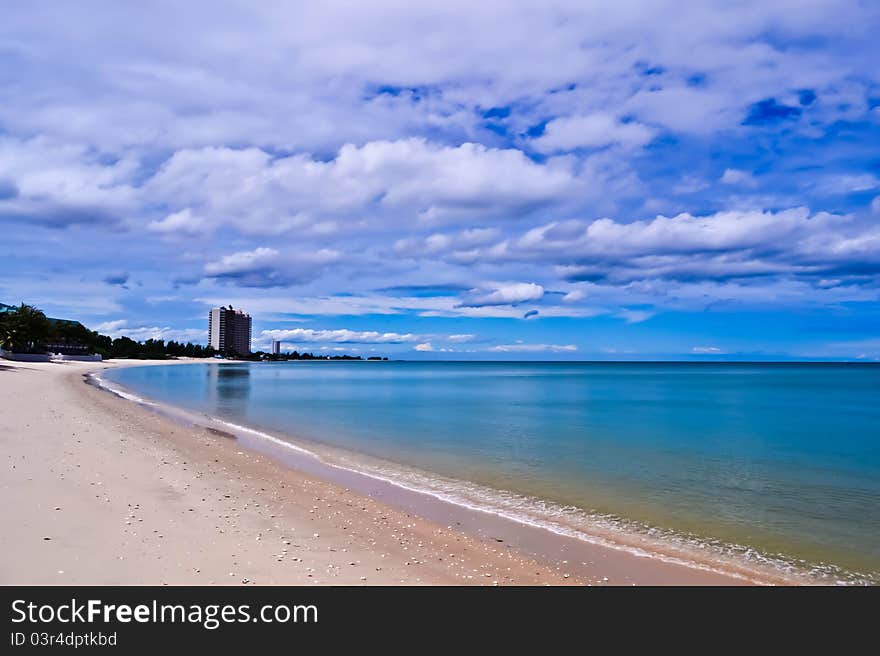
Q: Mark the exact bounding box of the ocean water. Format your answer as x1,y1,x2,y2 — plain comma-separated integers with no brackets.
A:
103,361,880,583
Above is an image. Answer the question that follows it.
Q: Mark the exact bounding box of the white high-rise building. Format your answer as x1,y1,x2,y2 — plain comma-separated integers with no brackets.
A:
271,340,281,355
208,306,252,355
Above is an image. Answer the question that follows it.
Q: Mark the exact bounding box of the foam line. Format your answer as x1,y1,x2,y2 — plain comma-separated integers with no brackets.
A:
91,370,870,585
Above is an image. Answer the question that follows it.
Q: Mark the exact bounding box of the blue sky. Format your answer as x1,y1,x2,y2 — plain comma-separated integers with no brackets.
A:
1,1,879,360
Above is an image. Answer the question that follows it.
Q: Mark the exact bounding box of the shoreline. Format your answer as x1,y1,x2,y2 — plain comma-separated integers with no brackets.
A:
99,361,820,585
2,358,575,585
4,357,775,585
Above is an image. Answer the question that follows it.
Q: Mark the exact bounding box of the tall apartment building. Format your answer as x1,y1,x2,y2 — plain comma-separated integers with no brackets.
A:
208,306,252,356
271,340,281,355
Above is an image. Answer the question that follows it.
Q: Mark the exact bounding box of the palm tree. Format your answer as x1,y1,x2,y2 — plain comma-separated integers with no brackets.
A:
5,304,50,353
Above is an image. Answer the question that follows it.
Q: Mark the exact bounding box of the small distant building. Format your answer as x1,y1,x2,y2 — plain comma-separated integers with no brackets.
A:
45,317,91,355
1,301,103,361
208,306,252,356
1,301,91,355
271,340,281,355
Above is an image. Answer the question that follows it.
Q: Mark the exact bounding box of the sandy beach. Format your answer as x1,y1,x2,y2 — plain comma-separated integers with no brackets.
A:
0,359,749,585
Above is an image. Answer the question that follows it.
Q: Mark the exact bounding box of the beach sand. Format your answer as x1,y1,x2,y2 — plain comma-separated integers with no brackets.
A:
0,359,748,585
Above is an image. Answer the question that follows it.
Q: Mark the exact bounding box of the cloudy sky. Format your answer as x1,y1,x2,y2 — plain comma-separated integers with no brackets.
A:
2,1,879,359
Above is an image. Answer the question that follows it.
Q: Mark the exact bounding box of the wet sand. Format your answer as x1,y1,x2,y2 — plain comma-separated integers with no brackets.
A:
1,358,751,585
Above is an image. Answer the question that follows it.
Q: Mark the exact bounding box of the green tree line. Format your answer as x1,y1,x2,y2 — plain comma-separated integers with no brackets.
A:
0,303,386,361
0,303,217,359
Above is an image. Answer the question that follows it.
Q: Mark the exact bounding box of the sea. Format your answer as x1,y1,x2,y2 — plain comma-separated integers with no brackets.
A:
101,360,880,584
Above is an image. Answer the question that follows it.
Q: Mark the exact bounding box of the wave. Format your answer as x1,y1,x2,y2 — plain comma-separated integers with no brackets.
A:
90,370,876,586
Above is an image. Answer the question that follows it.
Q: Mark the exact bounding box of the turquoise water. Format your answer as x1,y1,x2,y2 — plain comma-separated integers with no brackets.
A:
104,361,880,583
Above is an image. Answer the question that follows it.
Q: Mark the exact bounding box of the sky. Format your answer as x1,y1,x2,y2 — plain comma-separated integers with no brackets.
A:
1,0,879,360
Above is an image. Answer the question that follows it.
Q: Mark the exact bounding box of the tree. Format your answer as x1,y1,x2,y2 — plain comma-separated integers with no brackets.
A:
0,312,11,351
3,304,51,353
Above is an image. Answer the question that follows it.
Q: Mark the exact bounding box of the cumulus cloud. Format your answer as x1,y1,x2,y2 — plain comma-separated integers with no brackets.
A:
394,227,501,260
93,319,204,343
2,2,880,354
203,247,340,287
720,169,757,187
0,137,136,227
141,140,579,237
93,319,127,333
148,208,211,235
460,282,545,306
383,206,880,298
816,174,880,194
415,342,433,351
260,328,421,344
2,2,875,154
204,248,280,276
531,113,655,152
501,207,880,285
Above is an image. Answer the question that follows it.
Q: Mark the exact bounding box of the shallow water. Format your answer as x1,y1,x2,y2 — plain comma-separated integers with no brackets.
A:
105,361,880,583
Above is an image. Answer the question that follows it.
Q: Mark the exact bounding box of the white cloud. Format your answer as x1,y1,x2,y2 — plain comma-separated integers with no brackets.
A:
0,136,137,227
415,342,433,351
93,319,205,343
203,247,340,287
817,173,880,194
616,309,654,323
672,176,710,195
2,1,874,157
461,282,545,306
205,247,281,276
562,289,587,303
3,1,878,340
261,328,421,344
143,139,579,237
531,113,655,152
692,346,723,353
394,227,501,259
93,319,128,333
495,207,880,285
148,208,210,235
720,168,757,187
488,343,577,353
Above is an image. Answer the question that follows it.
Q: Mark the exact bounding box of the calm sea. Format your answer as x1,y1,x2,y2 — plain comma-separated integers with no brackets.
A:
104,361,880,583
